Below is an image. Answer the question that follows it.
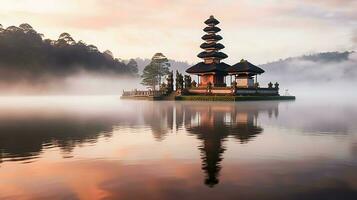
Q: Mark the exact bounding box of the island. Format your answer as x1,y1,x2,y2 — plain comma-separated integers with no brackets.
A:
122,16,296,101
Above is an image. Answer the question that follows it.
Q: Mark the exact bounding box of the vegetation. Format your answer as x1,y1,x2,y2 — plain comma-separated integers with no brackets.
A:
141,53,170,90
184,75,192,89
175,70,184,90
134,57,190,74
126,59,139,75
0,23,138,83
166,71,174,93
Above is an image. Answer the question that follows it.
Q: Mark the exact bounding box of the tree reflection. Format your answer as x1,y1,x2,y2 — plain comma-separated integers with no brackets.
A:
0,108,130,162
142,102,174,141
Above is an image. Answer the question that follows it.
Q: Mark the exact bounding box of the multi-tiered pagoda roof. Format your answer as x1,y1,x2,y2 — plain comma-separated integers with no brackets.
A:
186,15,266,88
186,15,230,74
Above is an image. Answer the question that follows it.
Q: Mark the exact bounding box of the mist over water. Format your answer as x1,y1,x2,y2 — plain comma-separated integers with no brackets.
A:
0,72,142,95
0,96,356,199
1,53,357,97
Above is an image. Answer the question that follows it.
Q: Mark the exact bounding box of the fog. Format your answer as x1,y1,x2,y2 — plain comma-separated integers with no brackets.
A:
0,71,141,95
0,51,356,97
259,52,357,98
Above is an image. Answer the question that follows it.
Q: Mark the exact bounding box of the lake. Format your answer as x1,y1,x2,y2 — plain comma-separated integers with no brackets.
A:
0,96,356,200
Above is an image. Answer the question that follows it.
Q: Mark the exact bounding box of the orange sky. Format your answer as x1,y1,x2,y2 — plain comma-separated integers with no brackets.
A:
1,0,356,63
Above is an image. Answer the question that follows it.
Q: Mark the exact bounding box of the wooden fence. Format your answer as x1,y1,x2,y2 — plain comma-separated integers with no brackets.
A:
122,90,165,97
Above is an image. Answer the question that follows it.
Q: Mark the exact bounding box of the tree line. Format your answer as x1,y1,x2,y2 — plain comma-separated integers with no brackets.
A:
0,23,138,83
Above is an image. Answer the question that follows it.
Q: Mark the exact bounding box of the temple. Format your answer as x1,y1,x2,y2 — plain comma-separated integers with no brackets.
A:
186,15,230,87
185,15,280,96
122,15,296,101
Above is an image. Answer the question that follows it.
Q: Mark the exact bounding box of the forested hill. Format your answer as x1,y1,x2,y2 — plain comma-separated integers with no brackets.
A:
0,23,138,83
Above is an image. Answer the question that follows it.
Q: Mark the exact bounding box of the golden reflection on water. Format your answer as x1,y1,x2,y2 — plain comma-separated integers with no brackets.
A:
0,96,356,199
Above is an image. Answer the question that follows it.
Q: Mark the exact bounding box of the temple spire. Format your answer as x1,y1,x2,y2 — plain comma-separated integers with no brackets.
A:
199,16,227,65
186,16,230,87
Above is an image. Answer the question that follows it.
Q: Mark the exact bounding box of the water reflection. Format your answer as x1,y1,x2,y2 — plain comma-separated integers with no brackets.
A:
0,97,357,199
180,102,277,186
142,102,174,141
0,111,116,162
0,99,279,188
0,98,139,163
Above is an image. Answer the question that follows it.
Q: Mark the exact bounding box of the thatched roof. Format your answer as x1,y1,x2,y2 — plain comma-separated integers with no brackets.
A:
202,34,222,41
227,60,265,74
203,26,221,33
200,43,225,50
197,51,228,59
204,15,220,25
186,62,230,74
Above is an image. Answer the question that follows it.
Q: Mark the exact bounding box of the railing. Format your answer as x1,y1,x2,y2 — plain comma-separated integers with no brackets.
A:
122,90,165,97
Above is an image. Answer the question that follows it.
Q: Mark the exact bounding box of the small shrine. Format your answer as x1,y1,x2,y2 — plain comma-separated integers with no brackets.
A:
227,59,265,88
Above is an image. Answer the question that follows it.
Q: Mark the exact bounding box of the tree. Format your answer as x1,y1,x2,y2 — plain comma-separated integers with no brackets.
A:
57,32,75,45
141,63,159,90
104,50,114,58
141,53,170,90
184,75,192,89
152,53,170,87
127,59,139,75
6,26,22,33
175,70,184,90
19,23,34,33
166,71,174,92
87,44,98,52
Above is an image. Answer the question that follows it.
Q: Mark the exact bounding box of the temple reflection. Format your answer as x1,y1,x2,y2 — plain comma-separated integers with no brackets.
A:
178,102,279,187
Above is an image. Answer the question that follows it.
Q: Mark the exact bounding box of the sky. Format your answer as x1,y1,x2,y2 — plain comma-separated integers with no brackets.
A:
1,0,357,64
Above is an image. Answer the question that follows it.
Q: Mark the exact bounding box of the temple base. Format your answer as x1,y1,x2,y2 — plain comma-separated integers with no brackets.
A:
187,87,279,96
175,95,296,101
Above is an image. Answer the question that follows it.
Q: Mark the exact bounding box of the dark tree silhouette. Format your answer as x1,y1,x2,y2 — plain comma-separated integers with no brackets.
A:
141,53,170,90
0,23,138,84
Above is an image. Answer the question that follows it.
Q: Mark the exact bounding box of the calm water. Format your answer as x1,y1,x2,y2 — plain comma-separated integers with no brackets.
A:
0,96,356,200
